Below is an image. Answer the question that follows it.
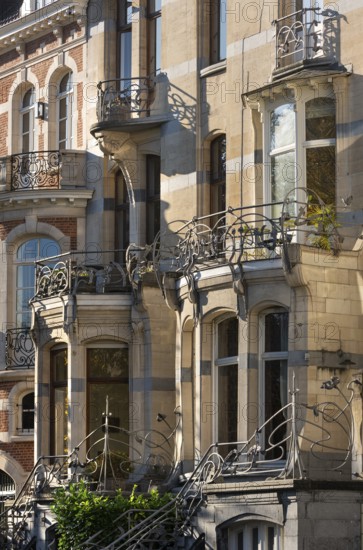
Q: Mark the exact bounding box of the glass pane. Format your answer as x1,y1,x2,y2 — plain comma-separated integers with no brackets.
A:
59,98,67,121
16,288,34,310
53,348,68,382
155,16,162,74
237,531,244,550
265,311,288,352
22,112,29,134
264,359,288,458
59,73,72,93
39,238,60,259
17,239,38,261
22,392,34,409
271,150,296,214
270,104,295,150
268,526,275,550
88,382,129,458
54,387,68,455
218,318,238,358
120,31,132,81
23,89,34,108
17,312,31,328
219,0,227,60
88,348,128,379
252,527,259,550
306,146,335,204
17,265,35,288
211,136,226,183
306,98,335,140
218,364,238,444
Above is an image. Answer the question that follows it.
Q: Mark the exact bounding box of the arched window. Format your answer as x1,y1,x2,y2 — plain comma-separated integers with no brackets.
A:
0,471,15,515
21,88,35,153
214,317,238,448
210,135,226,216
260,308,288,459
16,238,61,328
57,72,73,149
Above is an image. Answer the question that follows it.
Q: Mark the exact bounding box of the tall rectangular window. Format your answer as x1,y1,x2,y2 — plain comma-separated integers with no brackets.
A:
148,0,162,75
210,0,227,64
261,309,288,460
146,155,161,242
50,347,68,456
115,170,130,263
118,1,132,83
215,317,238,450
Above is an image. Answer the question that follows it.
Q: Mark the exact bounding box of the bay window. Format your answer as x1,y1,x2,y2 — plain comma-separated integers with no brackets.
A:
265,87,336,218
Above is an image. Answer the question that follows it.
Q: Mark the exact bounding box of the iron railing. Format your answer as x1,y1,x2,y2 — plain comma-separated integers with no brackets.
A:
33,252,130,301
96,77,153,122
11,151,61,190
274,8,336,70
80,375,359,550
5,328,35,370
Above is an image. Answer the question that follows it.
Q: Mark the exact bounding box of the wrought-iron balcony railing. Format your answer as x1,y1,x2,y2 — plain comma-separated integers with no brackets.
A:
273,8,338,72
5,328,35,370
32,252,131,301
0,150,89,191
95,74,169,128
11,151,61,190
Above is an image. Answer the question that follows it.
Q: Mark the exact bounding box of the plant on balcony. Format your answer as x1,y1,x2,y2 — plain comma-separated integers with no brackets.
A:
305,203,341,252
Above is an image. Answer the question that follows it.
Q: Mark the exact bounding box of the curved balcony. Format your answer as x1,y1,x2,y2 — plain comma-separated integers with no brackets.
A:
91,74,170,136
32,252,131,302
5,328,35,370
273,8,342,79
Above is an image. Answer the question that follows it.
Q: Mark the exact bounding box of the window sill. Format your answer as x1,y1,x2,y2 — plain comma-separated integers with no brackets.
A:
10,433,34,443
200,60,227,78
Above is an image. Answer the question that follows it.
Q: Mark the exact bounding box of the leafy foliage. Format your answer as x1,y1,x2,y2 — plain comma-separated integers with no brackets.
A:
51,481,174,550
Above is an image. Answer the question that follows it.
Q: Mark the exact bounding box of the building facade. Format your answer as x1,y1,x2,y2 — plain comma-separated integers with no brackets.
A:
1,0,363,549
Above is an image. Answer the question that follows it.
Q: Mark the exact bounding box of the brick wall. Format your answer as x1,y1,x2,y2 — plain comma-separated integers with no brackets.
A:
77,82,83,147
39,217,77,249
0,441,34,472
63,23,83,43
68,44,83,72
0,218,77,248
30,57,54,90
26,33,57,60
0,112,8,156
0,74,17,105
0,49,21,72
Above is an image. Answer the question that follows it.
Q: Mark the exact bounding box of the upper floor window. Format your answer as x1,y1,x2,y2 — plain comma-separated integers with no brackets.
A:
148,0,162,75
16,238,61,328
210,135,226,216
146,155,161,242
21,88,35,153
210,0,227,64
58,72,73,150
266,91,336,218
118,1,133,83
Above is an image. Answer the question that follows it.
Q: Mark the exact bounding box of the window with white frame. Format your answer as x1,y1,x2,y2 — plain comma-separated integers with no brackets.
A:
57,72,73,150
17,392,35,433
16,238,61,328
21,88,35,153
118,0,132,84
148,0,162,76
260,308,288,460
214,317,238,449
265,87,336,218
227,521,282,550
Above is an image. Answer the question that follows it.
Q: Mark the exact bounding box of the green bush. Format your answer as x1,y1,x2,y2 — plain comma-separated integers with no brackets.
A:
51,481,174,550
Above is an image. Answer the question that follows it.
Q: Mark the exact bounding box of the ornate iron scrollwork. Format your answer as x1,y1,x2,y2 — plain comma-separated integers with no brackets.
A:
11,151,60,190
5,328,35,369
